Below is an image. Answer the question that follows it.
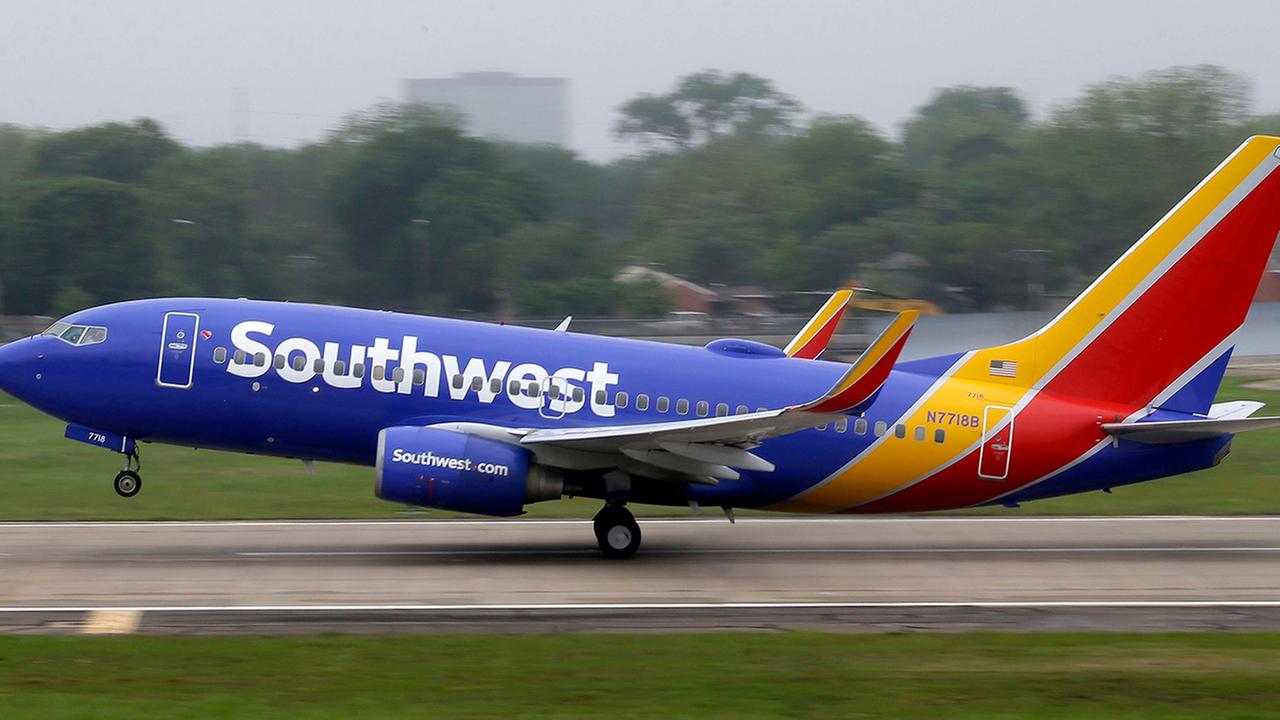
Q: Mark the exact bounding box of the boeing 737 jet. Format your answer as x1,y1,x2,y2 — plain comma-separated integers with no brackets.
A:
3,137,1280,557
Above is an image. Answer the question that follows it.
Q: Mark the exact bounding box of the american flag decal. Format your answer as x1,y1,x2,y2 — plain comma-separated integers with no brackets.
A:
989,359,1018,377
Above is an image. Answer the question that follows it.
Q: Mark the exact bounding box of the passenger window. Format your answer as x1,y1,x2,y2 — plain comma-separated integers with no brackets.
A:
874,421,887,437
934,428,946,444
451,374,464,389
254,352,267,367
615,391,629,409
292,356,306,372
595,389,607,405
274,354,286,370
657,396,670,413
636,394,649,411
233,349,246,365
491,378,502,394
313,358,324,373
572,387,585,403
373,365,385,382
894,424,907,439
736,405,749,415
213,347,227,364
334,360,346,375
392,367,405,383
413,369,426,386
677,398,690,416
353,363,365,379
854,418,868,435
511,380,522,395
548,384,561,400
696,401,709,417
470,377,482,392
716,403,729,417
835,418,848,433
914,426,925,442
525,381,540,397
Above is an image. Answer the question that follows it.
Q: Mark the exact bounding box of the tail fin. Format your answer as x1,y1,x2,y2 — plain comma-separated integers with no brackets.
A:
957,135,1280,414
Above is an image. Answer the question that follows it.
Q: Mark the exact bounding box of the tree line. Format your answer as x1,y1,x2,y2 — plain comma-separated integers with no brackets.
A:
0,65,1275,319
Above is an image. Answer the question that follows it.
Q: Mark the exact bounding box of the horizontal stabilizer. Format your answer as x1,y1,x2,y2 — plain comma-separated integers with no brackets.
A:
1103,414,1280,444
797,310,918,414
785,289,853,360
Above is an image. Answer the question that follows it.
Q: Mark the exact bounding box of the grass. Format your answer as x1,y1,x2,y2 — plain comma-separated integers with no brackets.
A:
0,375,1278,520
2,633,1280,718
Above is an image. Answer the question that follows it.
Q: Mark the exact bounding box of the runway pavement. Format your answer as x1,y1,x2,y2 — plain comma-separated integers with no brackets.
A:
3,516,1280,634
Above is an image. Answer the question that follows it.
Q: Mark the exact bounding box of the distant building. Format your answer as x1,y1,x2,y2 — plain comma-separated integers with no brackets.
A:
402,72,568,146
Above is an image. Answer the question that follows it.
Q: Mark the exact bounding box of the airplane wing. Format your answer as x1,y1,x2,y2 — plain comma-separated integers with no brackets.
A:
490,311,919,482
783,289,853,360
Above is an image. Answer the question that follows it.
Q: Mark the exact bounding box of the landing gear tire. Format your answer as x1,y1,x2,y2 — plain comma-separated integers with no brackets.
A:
114,470,141,498
594,505,641,559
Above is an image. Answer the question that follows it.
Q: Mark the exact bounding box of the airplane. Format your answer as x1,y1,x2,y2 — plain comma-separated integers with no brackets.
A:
2,135,1280,559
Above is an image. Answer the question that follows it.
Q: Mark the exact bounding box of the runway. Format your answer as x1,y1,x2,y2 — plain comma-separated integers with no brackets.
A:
3,516,1280,634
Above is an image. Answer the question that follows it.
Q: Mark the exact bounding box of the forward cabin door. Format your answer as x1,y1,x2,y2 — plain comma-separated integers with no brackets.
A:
156,312,201,389
977,405,1014,480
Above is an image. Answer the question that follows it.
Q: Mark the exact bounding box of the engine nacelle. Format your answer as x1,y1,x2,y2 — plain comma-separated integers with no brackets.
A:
375,426,561,516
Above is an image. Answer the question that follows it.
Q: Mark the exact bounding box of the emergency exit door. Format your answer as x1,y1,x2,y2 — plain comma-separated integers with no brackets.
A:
156,312,201,389
977,405,1013,480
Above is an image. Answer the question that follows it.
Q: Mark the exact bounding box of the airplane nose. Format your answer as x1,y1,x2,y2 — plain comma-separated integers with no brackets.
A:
0,338,37,397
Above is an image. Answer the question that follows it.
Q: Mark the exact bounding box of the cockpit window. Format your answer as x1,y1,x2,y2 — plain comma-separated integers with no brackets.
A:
60,325,86,344
42,321,108,346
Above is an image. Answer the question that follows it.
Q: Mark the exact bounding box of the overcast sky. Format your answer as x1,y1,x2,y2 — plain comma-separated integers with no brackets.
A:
3,0,1278,160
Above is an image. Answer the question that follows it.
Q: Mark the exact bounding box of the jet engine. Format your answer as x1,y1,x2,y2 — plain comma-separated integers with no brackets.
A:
375,426,562,516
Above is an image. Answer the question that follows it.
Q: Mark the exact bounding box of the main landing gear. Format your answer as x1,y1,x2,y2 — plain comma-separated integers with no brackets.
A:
114,451,142,498
593,503,642,559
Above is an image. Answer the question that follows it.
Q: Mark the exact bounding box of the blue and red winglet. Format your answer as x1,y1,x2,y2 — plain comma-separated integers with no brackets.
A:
796,310,918,414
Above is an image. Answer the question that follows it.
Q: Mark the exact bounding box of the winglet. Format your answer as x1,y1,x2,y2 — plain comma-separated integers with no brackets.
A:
797,310,918,414
784,289,853,359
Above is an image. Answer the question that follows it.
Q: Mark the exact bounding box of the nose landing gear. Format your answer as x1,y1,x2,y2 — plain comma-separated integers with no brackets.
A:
114,451,142,498
593,503,641,559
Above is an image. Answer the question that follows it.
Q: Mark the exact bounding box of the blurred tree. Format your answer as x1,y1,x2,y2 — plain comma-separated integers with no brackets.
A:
626,139,804,286
786,116,919,236
0,124,45,192
327,102,465,146
141,148,258,297
616,70,802,149
3,177,153,314
1024,65,1253,281
25,119,179,184
901,86,1029,174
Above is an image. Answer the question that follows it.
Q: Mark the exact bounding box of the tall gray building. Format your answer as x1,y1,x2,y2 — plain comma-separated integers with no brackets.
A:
403,72,568,146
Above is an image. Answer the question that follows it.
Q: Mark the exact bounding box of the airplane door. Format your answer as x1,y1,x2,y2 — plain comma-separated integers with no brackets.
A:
156,312,201,389
977,405,1013,480
538,377,568,420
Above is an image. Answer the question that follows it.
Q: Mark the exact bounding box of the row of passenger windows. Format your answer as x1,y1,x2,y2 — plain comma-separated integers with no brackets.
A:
209,346,946,443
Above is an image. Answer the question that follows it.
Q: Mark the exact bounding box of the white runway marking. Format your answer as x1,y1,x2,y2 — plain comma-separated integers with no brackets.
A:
81,610,142,635
4,516,1280,529
4,601,1280,613
238,546,1280,558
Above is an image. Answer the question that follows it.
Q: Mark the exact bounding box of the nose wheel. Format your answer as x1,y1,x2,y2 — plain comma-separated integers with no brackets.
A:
114,470,142,498
593,504,642,559
114,451,142,498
